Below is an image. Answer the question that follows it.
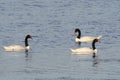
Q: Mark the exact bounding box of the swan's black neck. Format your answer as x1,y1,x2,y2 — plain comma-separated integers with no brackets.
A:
25,37,29,47
92,39,97,50
75,29,81,38
25,35,32,47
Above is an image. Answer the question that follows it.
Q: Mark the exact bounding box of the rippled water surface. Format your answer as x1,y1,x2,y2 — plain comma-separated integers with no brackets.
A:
0,0,120,80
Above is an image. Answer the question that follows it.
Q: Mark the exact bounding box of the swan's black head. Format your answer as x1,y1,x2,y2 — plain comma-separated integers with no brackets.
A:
74,28,81,38
75,28,80,33
26,35,32,39
93,39,99,43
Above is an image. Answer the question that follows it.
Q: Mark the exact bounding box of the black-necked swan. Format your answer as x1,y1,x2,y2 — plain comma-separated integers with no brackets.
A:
74,28,102,43
3,35,32,51
71,39,100,57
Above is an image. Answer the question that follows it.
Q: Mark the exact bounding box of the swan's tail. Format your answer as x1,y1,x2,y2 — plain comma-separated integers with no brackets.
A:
70,49,76,53
97,35,102,39
97,35,102,42
3,46,7,50
3,46,12,51
71,49,74,52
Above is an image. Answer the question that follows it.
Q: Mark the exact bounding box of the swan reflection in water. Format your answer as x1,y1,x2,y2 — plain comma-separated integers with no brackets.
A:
25,49,32,61
92,53,99,67
25,49,29,58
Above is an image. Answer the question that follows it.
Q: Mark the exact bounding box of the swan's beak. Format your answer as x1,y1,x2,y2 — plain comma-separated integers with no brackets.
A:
30,36,32,39
98,39,101,43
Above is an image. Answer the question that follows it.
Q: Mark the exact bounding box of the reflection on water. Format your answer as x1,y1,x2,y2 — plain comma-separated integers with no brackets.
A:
25,51,32,61
25,51,28,58
92,52,96,58
0,0,120,80
92,56,99,67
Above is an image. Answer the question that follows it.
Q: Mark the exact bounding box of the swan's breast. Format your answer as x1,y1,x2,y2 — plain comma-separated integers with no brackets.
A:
25,46,30,50
75,38,80,42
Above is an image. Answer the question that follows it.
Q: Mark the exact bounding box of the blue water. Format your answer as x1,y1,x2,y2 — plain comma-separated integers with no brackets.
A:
0,0,120,80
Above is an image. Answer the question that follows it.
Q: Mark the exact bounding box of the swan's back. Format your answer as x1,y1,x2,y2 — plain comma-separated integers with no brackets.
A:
75,35,102,43
77,36,95,43
3,45,25,51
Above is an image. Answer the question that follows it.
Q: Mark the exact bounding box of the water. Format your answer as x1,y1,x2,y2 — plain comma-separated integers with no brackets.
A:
0,0,120,80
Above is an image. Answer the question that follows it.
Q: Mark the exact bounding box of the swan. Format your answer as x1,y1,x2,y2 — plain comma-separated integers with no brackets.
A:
74,28,102,43
3,35,32,51
71,39,100,57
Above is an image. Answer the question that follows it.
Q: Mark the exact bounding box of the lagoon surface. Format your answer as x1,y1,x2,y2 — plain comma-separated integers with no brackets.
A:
0,0,120,80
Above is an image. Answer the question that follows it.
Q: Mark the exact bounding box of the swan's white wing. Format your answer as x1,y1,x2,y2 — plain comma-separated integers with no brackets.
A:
3,45,25,51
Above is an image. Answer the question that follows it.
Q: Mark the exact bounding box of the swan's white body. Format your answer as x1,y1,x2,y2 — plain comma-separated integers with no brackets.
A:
71,48,97,54
75,35,102,43
3,45,30,51
3,35,32,52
